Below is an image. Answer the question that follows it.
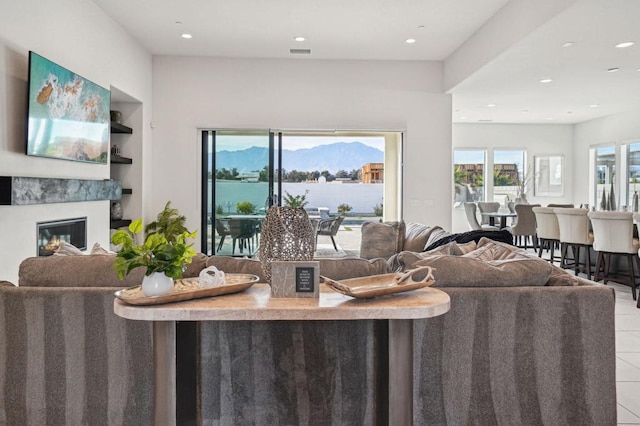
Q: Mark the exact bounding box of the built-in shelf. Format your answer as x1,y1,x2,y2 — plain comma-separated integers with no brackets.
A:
110,219,132,229
122,188,132,195
111,155,133,164
110,122,133,134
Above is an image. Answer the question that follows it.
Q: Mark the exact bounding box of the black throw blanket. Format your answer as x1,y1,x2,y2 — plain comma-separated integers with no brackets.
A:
423,229,514,252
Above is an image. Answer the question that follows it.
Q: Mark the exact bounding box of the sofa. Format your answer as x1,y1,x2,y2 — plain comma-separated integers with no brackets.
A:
0,231,616,425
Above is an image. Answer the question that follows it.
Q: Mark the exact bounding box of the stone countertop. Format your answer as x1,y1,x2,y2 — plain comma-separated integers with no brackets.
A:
114,283,450,322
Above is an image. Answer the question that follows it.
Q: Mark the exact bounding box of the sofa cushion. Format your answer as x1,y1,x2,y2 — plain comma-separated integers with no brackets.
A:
414,255,553,287
360,221,406,259
318,257,390,281
19,255,146,288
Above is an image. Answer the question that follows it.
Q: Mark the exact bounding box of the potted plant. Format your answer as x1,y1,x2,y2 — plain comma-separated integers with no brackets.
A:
112,201,198,296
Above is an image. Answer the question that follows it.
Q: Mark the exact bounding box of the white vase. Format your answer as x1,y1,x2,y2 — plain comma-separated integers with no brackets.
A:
141,272,174,297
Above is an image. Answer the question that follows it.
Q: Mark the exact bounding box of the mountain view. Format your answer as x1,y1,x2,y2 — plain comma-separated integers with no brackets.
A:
215,142,383,174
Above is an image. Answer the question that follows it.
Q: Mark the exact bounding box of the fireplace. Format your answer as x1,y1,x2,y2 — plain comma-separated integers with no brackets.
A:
37,217,87,256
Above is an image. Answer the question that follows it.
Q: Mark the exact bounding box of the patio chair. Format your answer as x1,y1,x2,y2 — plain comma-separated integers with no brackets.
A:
214,218,231,252
228,218,258,255
316,215,344,251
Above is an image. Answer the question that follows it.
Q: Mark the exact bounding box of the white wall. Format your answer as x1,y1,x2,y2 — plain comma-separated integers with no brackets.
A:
573,108,640,207
151,56,452,250
0,0,152,283
452,123,574,232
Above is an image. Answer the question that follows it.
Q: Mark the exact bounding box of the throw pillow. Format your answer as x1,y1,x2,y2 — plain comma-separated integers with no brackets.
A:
90,242,114,255
53,241,83,256
423,229,513,252
359,221,405,259
403,223,436,252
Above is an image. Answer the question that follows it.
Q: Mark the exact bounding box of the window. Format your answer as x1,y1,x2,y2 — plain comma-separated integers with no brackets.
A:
493,150,525,203
628,143,640,208
595,145,615,209
453,150,486,205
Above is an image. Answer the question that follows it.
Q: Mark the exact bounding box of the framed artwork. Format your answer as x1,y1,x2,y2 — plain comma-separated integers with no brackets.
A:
534,155,564,196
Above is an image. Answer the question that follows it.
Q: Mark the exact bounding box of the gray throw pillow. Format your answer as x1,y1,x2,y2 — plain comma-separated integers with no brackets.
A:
359,221,405,259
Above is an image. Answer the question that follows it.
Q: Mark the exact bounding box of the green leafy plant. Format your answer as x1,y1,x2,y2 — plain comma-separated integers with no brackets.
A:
215,204,224,215
236,201,256,214
373,203,383,216
337,203,352,215
283,190,309,208
111,202,198,280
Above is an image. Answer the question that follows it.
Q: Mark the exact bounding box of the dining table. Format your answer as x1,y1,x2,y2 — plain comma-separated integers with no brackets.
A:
480,211,517,229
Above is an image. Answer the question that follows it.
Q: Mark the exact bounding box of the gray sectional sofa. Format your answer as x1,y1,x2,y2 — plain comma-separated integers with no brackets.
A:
0,226,617,425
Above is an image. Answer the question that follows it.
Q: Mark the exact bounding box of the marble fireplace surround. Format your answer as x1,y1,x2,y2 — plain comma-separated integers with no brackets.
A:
0,176,121,205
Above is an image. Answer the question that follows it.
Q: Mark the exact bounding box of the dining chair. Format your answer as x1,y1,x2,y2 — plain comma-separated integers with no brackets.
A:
588,211,640,300
554,208,594,279
506,204,540,249
532,206,561,263
463,202,498,231
476,202,500,226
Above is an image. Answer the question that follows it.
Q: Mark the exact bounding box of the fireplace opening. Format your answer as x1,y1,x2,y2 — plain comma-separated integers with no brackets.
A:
37,217,87,256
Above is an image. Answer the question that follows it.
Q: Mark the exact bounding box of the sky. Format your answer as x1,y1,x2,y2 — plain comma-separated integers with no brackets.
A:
214,134,385,152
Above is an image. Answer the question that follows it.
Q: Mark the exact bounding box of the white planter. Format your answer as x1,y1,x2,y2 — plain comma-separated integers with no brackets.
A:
141,272,174,297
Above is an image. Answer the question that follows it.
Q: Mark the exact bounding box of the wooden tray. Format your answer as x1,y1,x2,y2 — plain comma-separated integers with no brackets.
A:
114,273,260,306
322,266,435,299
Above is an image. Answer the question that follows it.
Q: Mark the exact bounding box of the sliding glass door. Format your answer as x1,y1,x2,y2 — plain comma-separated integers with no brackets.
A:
202,129,402,257
201,130,275,256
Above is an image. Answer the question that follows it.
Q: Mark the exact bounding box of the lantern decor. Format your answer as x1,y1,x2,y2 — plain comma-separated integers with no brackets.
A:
258,206,315,283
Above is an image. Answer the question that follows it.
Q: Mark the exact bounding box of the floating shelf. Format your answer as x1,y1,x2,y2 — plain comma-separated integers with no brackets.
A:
110,219,132,229
110,122,133,134
111,155,133,164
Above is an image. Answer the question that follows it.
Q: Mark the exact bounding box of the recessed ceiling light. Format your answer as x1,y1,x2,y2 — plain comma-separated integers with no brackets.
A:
562,42,574,48
546,117,553,120
460,116,467,120
590,104,599,108
418,25,425,29
615,41,635,48
607,67,620,72
175,21,183,25
487,103,496,107
405,38,416,44
540,78,553,83
181,33,192,39
567,111,573,114
521,110,529,113
478,119,493,122
294,36,305,42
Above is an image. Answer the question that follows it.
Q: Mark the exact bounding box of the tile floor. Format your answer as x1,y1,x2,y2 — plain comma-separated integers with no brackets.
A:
611,281,640,424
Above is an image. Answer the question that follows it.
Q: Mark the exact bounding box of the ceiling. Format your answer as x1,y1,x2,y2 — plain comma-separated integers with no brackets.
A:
93,0,640,125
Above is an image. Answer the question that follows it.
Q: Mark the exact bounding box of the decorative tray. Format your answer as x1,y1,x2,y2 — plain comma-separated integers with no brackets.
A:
114,273,260,306
321,266,435,299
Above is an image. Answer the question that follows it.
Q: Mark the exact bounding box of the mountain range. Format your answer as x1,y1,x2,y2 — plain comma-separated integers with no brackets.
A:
215,142,384,174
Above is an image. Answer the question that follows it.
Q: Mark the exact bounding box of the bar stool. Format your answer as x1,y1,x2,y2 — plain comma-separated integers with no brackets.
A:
532,206,561,263
507,204,540,249
588,211,640,300
554,208,594,279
